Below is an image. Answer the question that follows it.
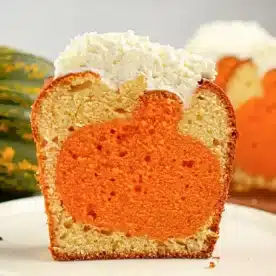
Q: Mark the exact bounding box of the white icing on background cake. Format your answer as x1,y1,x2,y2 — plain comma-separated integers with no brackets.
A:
54,31,216,107
253,40,276,76
185,21,276,76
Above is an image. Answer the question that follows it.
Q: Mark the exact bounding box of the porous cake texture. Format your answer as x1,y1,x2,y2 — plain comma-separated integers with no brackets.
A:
31,32,237,261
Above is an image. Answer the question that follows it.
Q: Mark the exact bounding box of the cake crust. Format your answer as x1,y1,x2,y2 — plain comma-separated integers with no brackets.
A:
31,72,237,261
50,246,216,261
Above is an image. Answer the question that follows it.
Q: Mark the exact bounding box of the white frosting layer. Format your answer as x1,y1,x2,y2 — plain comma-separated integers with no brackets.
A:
54,31,216,106
253,40,276,76
185,21,276,76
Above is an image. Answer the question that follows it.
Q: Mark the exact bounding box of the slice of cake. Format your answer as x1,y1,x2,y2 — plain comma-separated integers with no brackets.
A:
31,31,237,261
186,21,276,193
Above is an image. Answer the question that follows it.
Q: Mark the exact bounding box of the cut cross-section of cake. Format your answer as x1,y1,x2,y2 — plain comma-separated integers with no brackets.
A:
31,31,237,261
186,21,276,193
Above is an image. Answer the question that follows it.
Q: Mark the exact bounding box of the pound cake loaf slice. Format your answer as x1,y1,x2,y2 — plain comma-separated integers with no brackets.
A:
31,31,237,261
186,21,276,193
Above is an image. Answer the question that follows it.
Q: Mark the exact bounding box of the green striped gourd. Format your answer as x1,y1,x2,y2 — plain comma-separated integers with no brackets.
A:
0,46,54,199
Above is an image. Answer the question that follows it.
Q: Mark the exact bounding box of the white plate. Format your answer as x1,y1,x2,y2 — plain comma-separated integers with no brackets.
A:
0,196,276,276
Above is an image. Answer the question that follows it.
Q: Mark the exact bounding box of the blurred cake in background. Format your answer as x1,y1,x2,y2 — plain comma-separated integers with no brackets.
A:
186,21,276,193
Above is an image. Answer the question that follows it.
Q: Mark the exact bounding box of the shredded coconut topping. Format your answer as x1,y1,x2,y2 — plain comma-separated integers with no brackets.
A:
54,31,216,107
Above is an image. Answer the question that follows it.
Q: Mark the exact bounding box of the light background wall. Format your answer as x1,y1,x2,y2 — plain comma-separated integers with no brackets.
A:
1,0,275,60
